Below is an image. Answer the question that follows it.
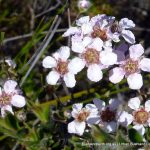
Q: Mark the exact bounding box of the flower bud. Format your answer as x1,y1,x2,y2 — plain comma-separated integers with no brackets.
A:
78,0,91,12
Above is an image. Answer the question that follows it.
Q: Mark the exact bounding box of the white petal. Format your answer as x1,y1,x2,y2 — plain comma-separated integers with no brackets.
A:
119,18,135,29
103,121,117,133
133,124,145,136
68,120,86,136
100,51,117,65
118,111,134,127
85,104,98,117
127,73,143,90
87,64,103,82
140,58,150,72
128,97,141,110
59,46,70,61
11,95,26,108
68,57,85,74
129,44,144,60
76,16,90,26
46,71,60,85
109,67,125,84
93,98,105,110
109,99,121,110
71,103,83,118
122,30,135,44
82,37,92,47
81,23,93,35
1,105,14,117
4,80,17,94
42,56,57,68
64,73,76,88
72,41,85,53
0,87,2,95
88,38,103,51
145,100,150,112
62,27,80,37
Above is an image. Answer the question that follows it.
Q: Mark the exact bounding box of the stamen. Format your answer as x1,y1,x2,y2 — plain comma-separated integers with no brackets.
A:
0,92,11,107
76,109,90,122
56,60,68,75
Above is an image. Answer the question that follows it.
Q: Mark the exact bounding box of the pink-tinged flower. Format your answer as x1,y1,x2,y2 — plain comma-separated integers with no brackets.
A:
77,0,91,12
0,80,26,117
118,97,150,136
42,46,83,88
108,18,135,44
93,98,121,133
68,103,98,136
70,37,117,82
109,44,150,89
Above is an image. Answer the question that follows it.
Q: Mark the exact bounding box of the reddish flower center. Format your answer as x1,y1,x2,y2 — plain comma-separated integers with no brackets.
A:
91,26,108,41
122,59,139,75
0,91,11,106
110,22,121,33
100,107,116,122
76,110,90,122
133,108,149,124
82,48,100,64
56,60,68,75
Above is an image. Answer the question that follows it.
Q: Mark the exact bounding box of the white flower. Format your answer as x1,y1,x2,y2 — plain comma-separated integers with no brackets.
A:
93,98,121,133
118,97,150,136
42,46,83,88
109,44,150,89
108,18,135,44
70,37,117,82
0,80,26,117
68,103,98,136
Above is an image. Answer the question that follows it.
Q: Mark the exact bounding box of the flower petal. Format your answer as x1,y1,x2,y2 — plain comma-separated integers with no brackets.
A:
81,23,93,35
118,111,134,127
76,16,90,26
100,51,117,65
71,103,83,118
72,41,85,53
119,18,135,29
103,121,117,133
109,67,125,84
140,58,150,72
68,120,86,136
129,44,144,60
62,27,80,37
1,105,14,117
42,56,57,68
128,97,141,110
46,71,60,85
68,57,85,74
109,98,121,110
122,30,135,44
85,104,98,117
133,124,145,136
4,80,17,94
82,37,92,47
87,64,103,82
93,98,105,110
145,100,150,112
88,38,103,51
127,73,143,90
11,95,26,108
64,73,76,88
59,46,70,61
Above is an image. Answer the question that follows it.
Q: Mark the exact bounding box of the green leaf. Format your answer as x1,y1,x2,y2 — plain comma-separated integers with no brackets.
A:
128,128,144,143
0,32,5,43
116,130,129,143
91,125,115,143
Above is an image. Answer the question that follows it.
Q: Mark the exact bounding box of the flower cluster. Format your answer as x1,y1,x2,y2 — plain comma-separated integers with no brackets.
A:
68,97,150,139
0,80,26,117
42,14,150,90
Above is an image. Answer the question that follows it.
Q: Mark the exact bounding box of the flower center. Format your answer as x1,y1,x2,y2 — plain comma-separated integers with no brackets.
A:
0,91,11,107
82,48,100,64
122,59,139,75
133,108,149,124
100,107,116,122
91,26,108,41
76,109,90,122
56,60,68,75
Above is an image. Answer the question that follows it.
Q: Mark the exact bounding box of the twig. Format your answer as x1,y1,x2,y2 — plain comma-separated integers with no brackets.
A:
3,29,67,44
20,15,61,86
